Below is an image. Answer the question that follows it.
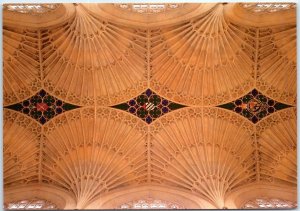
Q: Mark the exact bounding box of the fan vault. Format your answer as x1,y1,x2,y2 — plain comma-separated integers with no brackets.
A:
3,2,297,210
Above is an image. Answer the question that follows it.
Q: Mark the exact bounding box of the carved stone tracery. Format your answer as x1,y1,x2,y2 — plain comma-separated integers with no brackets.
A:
3,4,61,15
240,3,296,13
243,197,297,209
3,3,297,209
5,198,57,209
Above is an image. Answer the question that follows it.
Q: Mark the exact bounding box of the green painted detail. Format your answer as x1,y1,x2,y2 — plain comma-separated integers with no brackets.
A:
168,103,186,110
218,102,235,110
63,103,81,111
274,102,291,110
111,103,130,111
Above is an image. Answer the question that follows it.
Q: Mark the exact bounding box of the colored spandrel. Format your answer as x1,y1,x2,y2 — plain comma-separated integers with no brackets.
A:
218,89,292,123
112,89,186,124
5,89,80,124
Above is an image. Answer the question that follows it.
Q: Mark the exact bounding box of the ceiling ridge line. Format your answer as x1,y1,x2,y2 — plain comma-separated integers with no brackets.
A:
38,127,44,183
38,29,44,83
146,28,152,184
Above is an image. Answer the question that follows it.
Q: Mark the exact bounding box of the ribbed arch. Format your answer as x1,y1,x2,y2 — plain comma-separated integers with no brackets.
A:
150,4,255,106
3,109,41,187
41,107,148,208
149,108,255,208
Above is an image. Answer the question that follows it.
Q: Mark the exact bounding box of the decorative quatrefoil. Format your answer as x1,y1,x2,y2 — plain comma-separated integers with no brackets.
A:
5,90,79,124
218,89,291,123
112,89,186,124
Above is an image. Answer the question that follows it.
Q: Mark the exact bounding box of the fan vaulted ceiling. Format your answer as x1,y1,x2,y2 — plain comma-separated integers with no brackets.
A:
3,3,297,209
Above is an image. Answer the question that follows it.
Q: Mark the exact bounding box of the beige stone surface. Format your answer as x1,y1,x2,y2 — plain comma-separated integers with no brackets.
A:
3,3,297,209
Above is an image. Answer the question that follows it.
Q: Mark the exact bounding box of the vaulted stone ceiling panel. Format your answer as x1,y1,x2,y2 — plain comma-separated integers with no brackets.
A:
256,107,296,186
4,109,41,187
149,107,256,208
41,5,148,106
3,26,41,106
256,25,296,105
150,4,256,106
2,3,297,209
41,107,148,208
